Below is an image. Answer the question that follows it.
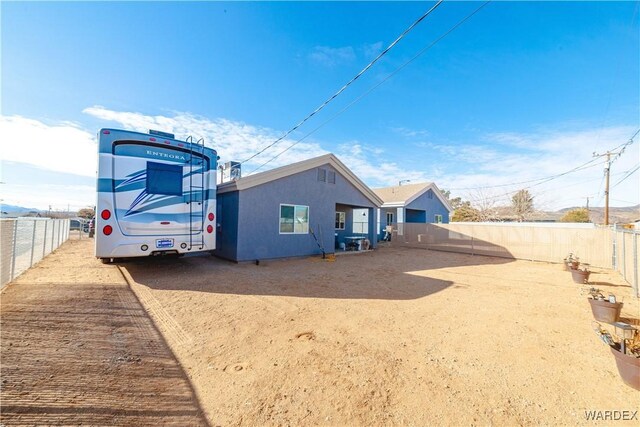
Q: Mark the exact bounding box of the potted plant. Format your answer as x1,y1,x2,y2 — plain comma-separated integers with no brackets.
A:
587,288,623,323
563,253,579,271
570,264,590,284
594,322,639,390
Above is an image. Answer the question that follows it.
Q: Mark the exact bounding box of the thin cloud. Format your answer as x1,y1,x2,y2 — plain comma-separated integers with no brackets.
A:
362,41,383,58
0,115,97,177
3,108,637,211
308,46,356,67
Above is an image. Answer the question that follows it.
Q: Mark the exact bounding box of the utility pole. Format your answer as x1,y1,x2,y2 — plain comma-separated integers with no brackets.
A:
593,150,623,226
586,196,590,222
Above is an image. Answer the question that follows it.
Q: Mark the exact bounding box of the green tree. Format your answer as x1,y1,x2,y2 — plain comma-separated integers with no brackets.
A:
560,208,590,223
451,203,481,222
441,189,465,210
512,189,534,222
77,207,95,219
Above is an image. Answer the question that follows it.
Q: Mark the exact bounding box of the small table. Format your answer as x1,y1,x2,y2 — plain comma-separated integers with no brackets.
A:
344,236,365,251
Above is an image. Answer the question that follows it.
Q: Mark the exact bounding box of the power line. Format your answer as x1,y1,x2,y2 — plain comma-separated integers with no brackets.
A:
247,1,492,174
448,158,605,192
611,163,640,188
239,0,445,165
451,127,639,194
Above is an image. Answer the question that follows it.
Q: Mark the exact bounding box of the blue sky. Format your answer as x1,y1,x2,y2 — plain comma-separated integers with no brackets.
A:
1,1,639,212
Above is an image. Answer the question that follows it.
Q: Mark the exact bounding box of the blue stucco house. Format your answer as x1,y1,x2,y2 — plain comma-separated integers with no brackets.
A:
215,154,383,262
373,182,452,239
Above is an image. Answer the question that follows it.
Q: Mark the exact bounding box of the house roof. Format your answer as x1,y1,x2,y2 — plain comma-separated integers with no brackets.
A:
373,182,453,212
217,153,384,206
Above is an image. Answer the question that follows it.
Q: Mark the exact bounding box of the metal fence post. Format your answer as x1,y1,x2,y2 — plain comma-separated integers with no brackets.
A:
612,224,617,270
29,220,37,268
10,220,19,281
622,231,627,282
42,221,48,258
633,232,638,298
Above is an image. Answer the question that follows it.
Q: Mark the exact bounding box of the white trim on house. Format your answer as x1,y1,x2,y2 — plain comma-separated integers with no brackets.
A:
279,203,310,235
373,182,453,212
218,154,384,206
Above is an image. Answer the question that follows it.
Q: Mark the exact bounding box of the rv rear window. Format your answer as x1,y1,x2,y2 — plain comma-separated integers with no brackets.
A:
146,162,183,196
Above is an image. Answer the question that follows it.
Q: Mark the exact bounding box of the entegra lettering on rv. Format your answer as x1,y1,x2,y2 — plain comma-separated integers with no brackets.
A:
145,150,187,161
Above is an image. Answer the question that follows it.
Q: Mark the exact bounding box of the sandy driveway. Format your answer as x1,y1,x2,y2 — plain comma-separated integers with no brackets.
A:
0,239,207,426
120,243,639,426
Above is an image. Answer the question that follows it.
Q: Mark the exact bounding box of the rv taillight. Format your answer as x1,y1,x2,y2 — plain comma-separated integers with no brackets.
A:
101,209,111,220
103,225,113,235
102,130,111,134
208,213,214,221
207,225,213,233
149,137,156,142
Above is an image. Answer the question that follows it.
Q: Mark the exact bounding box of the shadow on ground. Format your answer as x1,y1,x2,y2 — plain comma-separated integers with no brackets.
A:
122,242,514,300
0,240,208,426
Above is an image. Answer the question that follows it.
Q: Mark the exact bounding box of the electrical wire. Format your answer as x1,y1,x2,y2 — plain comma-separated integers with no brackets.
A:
239,0,445,166
247,1,492,174
611,163,640,188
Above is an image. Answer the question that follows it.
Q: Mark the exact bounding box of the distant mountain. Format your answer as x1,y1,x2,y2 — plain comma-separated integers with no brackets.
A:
0,204,39,213
559,205,639,224
471,205,638,224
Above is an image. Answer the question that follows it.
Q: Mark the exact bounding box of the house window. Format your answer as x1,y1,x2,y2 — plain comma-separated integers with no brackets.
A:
317,168,326,182
279,204,309,234
435,214,443,223
386,212,394,225
353,209,368,234
335,212,345,230
428,190,433,199
146,161,183,196
328,171,336,184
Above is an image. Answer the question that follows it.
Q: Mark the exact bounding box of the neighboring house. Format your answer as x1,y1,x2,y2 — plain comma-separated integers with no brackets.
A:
373,182,453,238
215,154,383,262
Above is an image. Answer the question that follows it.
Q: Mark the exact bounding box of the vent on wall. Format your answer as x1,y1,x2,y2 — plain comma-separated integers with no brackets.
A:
328,171,336,184
318,168,327,182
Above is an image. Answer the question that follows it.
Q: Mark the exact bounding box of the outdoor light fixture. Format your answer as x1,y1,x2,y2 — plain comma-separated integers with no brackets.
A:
611,322,637,354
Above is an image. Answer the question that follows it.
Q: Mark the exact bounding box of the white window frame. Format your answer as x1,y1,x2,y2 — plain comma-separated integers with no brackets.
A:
434,214,443,223
335,211,345,230
279,204,310,234
386,212,394,225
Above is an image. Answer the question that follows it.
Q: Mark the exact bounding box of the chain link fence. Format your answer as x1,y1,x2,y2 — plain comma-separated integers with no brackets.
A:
1,218,70,288
613,226,639,296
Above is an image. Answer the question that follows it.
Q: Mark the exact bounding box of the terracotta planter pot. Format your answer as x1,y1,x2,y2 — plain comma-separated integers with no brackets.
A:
571,268,590,283
589,298,623,323
610,346,640,390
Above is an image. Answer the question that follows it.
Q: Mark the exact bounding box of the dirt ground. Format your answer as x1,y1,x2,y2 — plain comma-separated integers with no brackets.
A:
2,239,638,426
117,241,640,426
0,239,207,426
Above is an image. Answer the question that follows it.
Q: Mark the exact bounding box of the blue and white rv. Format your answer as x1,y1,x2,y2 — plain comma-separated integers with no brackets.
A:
95,128,218,262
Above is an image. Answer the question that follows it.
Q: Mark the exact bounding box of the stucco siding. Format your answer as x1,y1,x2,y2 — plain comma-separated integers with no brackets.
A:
406,189,450,223
214,191,239,261
232,165,377,261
